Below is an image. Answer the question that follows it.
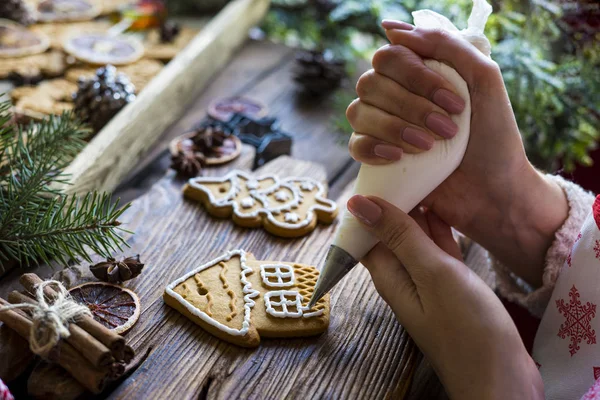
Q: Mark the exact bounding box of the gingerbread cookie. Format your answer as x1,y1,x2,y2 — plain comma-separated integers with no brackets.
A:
143,26,198,61
183,169,338,238
13,78,77,119
164,249,329,347
0,19,50,58
36,0,101,22
63,33,144,65
0,50,67,82
30,20,111,49
65,58,163,92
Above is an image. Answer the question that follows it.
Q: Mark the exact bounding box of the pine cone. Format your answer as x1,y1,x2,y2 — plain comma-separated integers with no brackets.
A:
0,0,35,25
73,65,136,132
293,50,345,96
170,149,204,177
90,255,144,284
160,20,181,43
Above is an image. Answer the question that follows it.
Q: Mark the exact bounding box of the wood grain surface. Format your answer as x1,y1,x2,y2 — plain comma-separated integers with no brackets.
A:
0,39,498,399
110,155,419,399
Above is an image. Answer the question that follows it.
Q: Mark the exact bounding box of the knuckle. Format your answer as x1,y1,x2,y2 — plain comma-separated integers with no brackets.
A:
347,134,357,154
480,59,502,78
345,99,360,123
472,59,503,91
403,65,430,96
384,117,403,139
426,28,451,44
372,45,395,71
356,70,375,98
381,222,410,253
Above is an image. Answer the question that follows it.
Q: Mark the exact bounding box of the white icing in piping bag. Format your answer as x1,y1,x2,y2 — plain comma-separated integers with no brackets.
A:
309,0,493,308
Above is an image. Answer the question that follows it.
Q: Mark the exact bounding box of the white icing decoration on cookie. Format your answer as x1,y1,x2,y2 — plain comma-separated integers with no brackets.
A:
264,290,325,319
187,171,337,231
301,307,325,318
166,249,325,333
274,190,289,202
240,197,255,208
260,264,294,287
264,291,303,318
246,180,259,190
301,181,315,191
284,212,299,223
165,250,260,337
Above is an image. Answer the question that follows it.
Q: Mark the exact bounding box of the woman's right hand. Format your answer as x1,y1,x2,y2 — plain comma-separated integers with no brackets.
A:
347,195,545,400
346,21,569,288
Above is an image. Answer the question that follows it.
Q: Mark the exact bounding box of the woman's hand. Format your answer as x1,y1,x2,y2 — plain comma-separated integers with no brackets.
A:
347,195,544,400
346,21,568,288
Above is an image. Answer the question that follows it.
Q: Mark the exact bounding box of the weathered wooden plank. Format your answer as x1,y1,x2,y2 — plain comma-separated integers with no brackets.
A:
119,40,296,188
58,0,271,195
86,156,417,399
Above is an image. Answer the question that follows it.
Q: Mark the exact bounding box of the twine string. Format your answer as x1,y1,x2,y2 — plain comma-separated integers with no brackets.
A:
0,280,92,357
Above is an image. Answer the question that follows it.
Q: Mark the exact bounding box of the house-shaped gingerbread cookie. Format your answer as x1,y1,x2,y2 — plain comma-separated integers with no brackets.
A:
163,250,330,347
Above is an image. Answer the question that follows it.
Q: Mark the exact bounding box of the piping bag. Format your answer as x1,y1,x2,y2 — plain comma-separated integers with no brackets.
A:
308,0,493,308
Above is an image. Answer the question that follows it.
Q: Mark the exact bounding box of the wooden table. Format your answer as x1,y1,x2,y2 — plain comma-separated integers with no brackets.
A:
0,39,496,400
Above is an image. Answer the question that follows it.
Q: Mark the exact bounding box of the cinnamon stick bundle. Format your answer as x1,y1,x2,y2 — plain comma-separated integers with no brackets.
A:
0,298,108,394
7,291,114,368
20,273,126,360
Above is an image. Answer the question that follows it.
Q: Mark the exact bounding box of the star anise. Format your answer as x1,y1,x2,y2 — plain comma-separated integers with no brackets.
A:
90,255,144,284
170,149,204,177
191,124,228,154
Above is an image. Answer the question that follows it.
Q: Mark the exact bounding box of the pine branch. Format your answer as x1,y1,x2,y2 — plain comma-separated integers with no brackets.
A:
0,192,130,266
0,101,131,269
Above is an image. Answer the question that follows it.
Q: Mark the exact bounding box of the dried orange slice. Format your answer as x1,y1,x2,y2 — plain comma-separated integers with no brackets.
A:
0,19,50,58
69,282,140,334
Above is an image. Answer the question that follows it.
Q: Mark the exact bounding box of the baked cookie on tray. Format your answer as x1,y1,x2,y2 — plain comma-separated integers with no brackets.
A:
164,249,330,347
0,19,49,58
13,78,77,119
183,169,338,238
35,0,101,22
144,26,199,61
0,50,67,83
30,20,110,49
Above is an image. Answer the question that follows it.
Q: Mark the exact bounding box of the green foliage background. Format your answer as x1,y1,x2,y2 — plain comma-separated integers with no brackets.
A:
261,0,600,172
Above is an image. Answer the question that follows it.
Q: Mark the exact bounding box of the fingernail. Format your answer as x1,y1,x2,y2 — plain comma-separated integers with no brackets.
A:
425,113,458,139
374,144,403,160
432,89,465,114
402,127,434,150
381,20,414,30
348,195,382,226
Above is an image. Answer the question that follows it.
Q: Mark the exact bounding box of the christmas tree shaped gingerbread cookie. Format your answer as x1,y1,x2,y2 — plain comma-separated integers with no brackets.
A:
182,170,338,238
164,250,329,347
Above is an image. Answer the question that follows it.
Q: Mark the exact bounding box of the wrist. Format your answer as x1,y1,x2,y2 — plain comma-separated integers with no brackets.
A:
467,164,568,288
511,170,568,280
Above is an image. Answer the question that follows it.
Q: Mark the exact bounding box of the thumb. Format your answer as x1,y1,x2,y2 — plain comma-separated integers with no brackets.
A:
347,195,452,280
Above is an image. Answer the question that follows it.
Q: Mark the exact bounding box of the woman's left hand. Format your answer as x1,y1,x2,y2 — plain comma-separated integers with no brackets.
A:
347,194,544,400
